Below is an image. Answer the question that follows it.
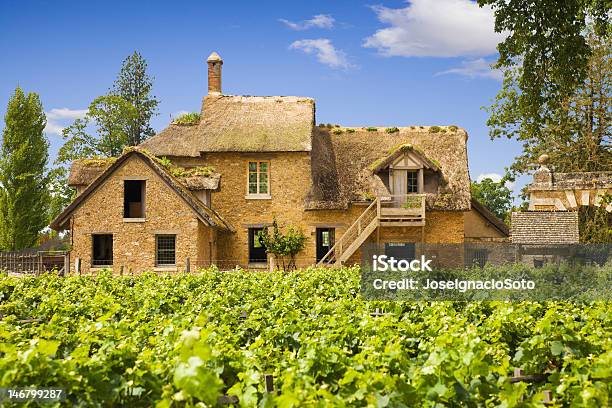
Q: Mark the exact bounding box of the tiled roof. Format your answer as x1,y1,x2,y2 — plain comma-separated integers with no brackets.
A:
511,211,579,244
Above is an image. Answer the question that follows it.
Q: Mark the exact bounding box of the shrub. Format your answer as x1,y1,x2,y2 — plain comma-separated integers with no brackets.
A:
429,126,441,133
449,125,458,132
346,128,356,133
258,220,306,271
332,129,343,135
385,127,399,133
366,127,378,132
172,112,200,125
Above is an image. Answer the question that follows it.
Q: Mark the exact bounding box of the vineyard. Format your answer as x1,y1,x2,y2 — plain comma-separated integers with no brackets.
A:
0,267,610,407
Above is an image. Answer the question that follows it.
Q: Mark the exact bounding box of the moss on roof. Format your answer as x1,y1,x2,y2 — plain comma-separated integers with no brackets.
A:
70,148,218,191
172,112,200,125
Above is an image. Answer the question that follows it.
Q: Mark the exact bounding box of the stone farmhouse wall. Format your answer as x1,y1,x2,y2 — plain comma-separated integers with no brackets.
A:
70,155,215,274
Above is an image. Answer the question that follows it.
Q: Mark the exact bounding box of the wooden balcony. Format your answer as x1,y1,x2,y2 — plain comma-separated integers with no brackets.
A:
377,194,426,226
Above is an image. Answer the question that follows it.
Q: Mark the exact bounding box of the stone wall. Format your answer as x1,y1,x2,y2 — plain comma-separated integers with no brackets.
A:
70,155,215,274
464,208,508,242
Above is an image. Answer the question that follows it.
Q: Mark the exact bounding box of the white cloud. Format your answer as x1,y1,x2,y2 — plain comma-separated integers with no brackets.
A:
436,58,502,80
477,173,515,190
290,38,352,69
280,14,335,30
44,108,87,135
363,0,504,57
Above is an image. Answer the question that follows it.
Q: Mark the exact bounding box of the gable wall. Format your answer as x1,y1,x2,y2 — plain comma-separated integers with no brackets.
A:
69,155,215,273
464,209,508,242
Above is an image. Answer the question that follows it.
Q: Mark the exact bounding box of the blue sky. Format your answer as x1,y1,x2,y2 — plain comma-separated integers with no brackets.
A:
0,0,527,191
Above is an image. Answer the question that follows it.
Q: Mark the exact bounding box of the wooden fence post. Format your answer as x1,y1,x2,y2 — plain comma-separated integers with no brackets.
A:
185,257,191,273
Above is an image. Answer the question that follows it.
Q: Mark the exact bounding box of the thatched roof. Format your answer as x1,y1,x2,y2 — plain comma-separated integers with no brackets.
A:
305,126,471,211
68,159,116,186
52,149,232,231
68,158,220,191
140,95,315,156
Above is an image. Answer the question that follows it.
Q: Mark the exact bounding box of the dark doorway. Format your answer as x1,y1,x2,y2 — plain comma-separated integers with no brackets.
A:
316,228,335,262
384,242,415,260
248,228,267,263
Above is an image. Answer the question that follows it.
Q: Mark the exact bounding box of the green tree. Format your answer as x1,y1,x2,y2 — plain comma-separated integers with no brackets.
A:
485,31,611,175
471,177,513,222
50,52,158,218
111,51,159,146
0,87,50,250
258,220,307,271
479,0,610,165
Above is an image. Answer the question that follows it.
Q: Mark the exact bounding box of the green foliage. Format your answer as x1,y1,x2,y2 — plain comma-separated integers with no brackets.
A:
482,20,611,176
428,126,441,133
257,220,306,271
385,127,399,133
332,128,343,135
0,87,50,250
346,128,355,133
153,155,214,178
111,51,159,146
448,125,458,132
172,112,200,125
479,1,609,153
365,127,377,132
361,191,376,201
471,177,513,222
579,196,612,243
0,268,609,406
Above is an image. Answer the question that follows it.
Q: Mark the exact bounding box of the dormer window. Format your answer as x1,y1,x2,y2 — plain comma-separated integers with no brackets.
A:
246,161,270,199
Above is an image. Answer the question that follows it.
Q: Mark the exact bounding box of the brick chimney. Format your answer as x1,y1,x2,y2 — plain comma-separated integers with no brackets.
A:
207,52,223,95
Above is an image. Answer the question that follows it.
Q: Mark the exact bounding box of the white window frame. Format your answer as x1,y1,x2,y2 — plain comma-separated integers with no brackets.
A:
246,161,271,199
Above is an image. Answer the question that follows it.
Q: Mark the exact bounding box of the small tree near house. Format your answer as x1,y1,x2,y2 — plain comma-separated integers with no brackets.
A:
258,220,306,271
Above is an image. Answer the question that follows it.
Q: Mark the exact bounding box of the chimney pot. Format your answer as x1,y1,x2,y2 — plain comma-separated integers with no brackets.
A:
207,52,223,94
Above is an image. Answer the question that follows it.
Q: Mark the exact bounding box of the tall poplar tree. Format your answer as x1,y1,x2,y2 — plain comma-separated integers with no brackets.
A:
0,87,50,250
111,51,159,146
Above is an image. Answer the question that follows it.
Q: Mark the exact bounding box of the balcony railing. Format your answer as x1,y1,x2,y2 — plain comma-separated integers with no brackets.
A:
377,194,426,225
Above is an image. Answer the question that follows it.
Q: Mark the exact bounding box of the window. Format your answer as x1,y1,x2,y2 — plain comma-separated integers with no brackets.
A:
407,171,418,193
124,180,145,218
92,234,113,267
247,161,270,197
469,249,488,268
384,242,416,260
156,235,176,266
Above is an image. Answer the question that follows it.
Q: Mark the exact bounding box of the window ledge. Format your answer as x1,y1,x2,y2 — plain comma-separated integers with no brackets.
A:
154,266,177,272
245,194,271,200
124,218,146,223
91,266,113,271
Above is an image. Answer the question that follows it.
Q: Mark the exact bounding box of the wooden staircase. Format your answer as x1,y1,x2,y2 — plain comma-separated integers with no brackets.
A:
317,195,426,266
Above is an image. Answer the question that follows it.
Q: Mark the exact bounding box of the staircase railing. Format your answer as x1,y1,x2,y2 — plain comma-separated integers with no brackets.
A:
317,198,379,266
